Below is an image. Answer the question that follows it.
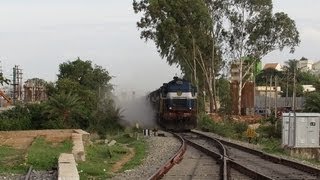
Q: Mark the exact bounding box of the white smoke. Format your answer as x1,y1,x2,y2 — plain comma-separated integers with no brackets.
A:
115,92,158,129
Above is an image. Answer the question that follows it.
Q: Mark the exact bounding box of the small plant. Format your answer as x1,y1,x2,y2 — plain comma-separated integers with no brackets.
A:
245,127,257,143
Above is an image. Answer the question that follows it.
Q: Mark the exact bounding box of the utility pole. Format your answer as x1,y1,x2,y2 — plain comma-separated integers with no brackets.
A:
292,66,296,113
274,76,278,118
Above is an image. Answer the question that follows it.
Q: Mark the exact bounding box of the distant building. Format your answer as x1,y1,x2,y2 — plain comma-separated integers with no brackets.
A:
298,58,313,72
23,78,47,103
230,59,257,82
302,85,316,93
263,63,282,71
255,86,282,97
312,61,320,75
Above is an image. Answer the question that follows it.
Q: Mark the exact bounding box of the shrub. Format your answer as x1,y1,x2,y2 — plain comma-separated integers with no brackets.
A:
0,106,32,130
257,119,281,139
198,114,247,139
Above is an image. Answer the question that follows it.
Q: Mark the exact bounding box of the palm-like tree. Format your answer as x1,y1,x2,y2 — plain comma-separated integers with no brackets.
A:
305,92,320,112
45,92,84,128
283,59,301,110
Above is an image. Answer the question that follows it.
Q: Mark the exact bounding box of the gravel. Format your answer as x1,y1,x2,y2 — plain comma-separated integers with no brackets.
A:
111,131,181,180
0,170,57,180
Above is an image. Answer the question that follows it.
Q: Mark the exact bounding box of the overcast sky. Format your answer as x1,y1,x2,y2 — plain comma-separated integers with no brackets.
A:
0,0,319,94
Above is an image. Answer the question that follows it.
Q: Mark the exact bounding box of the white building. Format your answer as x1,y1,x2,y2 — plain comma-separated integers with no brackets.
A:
298,59,313,72
312,61,320,75
302,85,316,93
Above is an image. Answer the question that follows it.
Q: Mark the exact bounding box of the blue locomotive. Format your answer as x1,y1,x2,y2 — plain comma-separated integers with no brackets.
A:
148,77,197,130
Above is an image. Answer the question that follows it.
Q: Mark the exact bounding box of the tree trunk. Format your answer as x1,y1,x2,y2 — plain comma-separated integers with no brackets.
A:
274,75,278,130
268,75,272,114
211,28,217,112
192,38,199,113
205,68,215,113
292,67,296,112
286,75,289,106
265,76,268,118
238,60,243,115
274,76,278,117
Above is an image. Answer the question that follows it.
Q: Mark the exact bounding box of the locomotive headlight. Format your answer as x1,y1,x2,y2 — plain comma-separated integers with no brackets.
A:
189,107,192,110
169,107,172,110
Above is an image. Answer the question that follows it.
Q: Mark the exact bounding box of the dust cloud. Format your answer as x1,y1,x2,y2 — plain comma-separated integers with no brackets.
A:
115,91,158,129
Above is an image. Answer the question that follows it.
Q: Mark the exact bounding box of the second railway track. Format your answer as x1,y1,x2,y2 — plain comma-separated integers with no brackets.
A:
179,130,320,180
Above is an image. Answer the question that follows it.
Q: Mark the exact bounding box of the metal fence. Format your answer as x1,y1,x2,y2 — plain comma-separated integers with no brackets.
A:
255,96,305,110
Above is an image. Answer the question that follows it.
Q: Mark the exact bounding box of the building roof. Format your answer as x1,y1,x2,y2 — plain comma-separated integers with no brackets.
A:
263,63,280,70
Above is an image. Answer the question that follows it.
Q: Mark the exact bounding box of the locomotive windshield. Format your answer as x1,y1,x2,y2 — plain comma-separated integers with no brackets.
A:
167,82,192,92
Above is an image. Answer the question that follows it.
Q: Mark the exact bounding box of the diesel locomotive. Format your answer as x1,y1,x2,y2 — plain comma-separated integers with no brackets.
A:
148,77,197,130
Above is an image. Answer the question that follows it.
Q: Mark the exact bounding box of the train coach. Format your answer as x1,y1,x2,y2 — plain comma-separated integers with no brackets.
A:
148,77,197,130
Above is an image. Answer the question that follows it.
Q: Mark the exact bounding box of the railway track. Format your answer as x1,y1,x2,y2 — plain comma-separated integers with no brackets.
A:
182,130,320,179
148,130,320,179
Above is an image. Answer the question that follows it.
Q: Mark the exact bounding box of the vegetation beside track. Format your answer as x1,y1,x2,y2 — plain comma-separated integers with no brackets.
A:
78,131,147,179
198,114,287,154
198,114,320,165
27,137,73,170
0,137,72,174
0,146,26,173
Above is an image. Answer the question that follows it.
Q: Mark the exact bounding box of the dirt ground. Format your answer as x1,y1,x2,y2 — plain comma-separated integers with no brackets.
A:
0,129,75,149
111,147,135,173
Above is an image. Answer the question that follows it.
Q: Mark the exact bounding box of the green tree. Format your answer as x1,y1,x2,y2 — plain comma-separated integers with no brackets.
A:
44,92,86,128
133,0,224,113
224,0,300,115
56,58,113,111
304,92,320,112
217,77,232,114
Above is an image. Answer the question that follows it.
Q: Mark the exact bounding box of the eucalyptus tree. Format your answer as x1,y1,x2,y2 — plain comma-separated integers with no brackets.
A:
133,0,225,112
222,0,300,115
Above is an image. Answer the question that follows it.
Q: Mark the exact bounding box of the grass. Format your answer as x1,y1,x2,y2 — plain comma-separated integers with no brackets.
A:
78,143,127,179
0,146,27,173
78,132,147,179
122,139,146,171
27,137,73,170
258,138,285,154
0,137,72,173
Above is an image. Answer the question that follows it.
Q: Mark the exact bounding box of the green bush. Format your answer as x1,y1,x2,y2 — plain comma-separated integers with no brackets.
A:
198,114,248,139
0,106,32,130
257,120,281,139
258,138,284,154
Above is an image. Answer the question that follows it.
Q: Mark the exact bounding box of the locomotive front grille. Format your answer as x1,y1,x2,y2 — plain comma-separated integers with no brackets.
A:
171,99,188,108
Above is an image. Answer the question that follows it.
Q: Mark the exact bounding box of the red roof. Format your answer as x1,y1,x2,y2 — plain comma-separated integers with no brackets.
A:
263,63,279,70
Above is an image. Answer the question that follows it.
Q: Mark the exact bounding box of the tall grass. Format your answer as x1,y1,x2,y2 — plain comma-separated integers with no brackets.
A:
198,113,248,139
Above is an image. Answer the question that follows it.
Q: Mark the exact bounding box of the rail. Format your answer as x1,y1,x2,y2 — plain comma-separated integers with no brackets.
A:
148,132,186,180
24,166,33,180
182,132,228,180
192,130,320,178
